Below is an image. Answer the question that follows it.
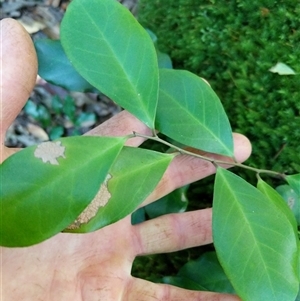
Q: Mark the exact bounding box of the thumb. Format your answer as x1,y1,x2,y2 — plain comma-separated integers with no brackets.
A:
0,18,38,162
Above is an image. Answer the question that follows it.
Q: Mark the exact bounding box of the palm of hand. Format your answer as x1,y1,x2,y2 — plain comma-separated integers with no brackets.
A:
3,217,140,300
1,18,251,301
3,209,235,300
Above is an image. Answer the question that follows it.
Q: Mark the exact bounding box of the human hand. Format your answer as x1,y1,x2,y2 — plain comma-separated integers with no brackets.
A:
0,18,251,300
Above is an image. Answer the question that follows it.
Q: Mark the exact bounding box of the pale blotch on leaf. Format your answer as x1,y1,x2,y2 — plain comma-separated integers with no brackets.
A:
34,141,66,165
67,174,112,230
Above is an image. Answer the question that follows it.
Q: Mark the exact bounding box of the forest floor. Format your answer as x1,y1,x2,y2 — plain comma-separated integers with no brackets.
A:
2,0,138,148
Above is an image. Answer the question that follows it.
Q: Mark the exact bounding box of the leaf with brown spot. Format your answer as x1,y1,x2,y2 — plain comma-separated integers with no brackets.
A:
66,147,174,233
0,136,125,247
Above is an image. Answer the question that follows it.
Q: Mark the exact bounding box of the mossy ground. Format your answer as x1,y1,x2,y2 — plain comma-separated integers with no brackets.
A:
138,0,300,178
133,0,300,281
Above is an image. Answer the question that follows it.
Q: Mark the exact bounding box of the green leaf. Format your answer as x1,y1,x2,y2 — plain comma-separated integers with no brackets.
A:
156,69,233,156
276,185,300,226
66,147,174,232
163,276,206,291
0,136,125,247
269,62,296,75
257,179,298,233
298,245,300,286
213,168,299,301
60,0,159,128
131,186,187,224
145,185,188,219
131,206,147,225
298,246,300,283
296,285,300,301
35,39,94,92
157,50,173,69
163,252,235,293
286,174,300,195
146,29,173,69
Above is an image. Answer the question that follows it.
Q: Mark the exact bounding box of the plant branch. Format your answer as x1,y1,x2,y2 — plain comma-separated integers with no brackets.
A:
131,132,286,179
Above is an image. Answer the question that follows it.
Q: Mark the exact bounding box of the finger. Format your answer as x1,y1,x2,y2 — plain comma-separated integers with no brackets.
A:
84,110,152,147
133,209,213,255
142,133,251,206
0,18,37,162
0,18,37,130
125,277,241,301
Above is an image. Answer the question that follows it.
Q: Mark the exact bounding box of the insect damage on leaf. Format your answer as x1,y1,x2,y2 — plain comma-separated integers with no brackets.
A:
67,174,112,230
34,141,66,165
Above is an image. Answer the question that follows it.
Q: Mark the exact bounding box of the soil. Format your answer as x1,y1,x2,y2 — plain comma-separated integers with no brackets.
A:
1,0,139,148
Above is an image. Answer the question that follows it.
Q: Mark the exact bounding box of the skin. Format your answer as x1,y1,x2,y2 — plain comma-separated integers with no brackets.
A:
0,18,252,300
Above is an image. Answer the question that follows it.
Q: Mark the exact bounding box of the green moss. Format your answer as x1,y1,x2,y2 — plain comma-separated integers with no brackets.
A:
138,0,300,176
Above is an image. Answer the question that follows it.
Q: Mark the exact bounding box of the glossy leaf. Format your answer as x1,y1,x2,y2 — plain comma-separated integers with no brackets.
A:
145,185,188,219
298,247,300,283
146,29,173,69
163,276,205,291
131,207,147,225
296,286,300,301
298,246,300,286
0,136,125,247
66,147,174,232
156,50,173,69
156,69,233,156
60,0,159,128
286,174,300,195
35,39,94,92
257,179,298,233
213,168,299,301
164,252,235,293
257,180,300,288
276,184,300,225
131,186,188,224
